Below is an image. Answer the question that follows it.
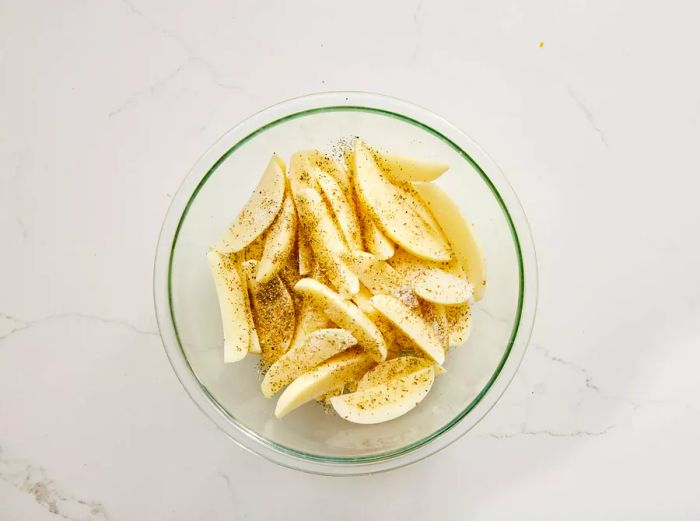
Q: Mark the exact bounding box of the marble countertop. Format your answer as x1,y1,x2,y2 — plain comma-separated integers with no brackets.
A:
2,1,699,519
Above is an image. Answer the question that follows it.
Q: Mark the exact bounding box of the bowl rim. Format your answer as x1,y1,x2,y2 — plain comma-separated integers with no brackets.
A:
153,91,538,475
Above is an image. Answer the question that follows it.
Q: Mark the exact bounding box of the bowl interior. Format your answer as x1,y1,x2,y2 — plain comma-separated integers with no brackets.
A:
167,107,523,461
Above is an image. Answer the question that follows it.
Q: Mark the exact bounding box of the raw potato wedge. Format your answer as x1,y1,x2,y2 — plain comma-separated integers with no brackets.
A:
275,348,375,418
294,278,387,362
357,356,434,391
239,261,262,354
206,251,250,363
261,328,357,397
295,188,359,297
314,167,363,250
214,155,286,253
353,141,452,262
330,367,435,424
255,193,297,283
371,149,448,183
446,303,472,347
369,294,445,365
244,260,296,366
343,251,418,309
257,192,297,284
345,143,395,259
288,151,317,276
413,182,487,301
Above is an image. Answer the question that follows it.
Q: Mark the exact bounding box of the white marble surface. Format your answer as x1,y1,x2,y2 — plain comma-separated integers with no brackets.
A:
2,0,700,519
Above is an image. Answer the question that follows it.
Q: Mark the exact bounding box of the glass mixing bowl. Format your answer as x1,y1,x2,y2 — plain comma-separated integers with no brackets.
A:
153,92,537,475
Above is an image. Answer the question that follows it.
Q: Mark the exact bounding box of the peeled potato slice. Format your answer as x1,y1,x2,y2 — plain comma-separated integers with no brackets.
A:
256,192,297,284
369,294,445,365
371,149,448,182
261,328,357,398
214,155,286,253
413,182,487,301
295,188,359,297
353,141,452,262
356,356,434,391
330,366,435,424
294,278,387,362
275,348,375,418
244,260,296,366
206,251,250,363
315,168,363,251
239,261,262,354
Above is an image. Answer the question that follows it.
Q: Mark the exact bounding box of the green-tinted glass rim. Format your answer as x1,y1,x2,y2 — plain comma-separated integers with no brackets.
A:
167,105,524,464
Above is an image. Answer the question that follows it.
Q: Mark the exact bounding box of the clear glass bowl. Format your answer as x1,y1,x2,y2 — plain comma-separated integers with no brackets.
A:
153,92,537,475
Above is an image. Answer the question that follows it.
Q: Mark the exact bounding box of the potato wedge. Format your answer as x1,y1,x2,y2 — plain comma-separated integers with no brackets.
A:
330,366,435,424
294,278,387,362
345,143,395,259
240,260,262,354
353,141,452,262
369,294,445,365
356,356,434,391
214,155,286,253
245,260,296,366
256,192,297,284
413,182,487,301
261,328,357,398
315,167,363,251
295,188,359,297
371,149,448,182
206,251,250,363
275,348,375,418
